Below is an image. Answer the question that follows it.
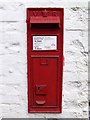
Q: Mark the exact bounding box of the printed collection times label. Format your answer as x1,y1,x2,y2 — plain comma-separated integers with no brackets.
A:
33,36,57,50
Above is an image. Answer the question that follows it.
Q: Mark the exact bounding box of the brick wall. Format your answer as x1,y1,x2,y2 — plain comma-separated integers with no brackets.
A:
0,1,89,119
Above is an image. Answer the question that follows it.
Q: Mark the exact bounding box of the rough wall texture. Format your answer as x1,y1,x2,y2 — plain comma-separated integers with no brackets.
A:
0,1,88,119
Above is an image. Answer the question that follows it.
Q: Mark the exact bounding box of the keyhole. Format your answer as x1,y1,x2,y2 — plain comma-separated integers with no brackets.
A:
38,86,40,91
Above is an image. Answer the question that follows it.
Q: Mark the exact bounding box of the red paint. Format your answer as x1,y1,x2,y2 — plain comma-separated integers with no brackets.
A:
27,8,64,113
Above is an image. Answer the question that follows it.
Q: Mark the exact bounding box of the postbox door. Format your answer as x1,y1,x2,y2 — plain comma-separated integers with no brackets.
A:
32,57,58,106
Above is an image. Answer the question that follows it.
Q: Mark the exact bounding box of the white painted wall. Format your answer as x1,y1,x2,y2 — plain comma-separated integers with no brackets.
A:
0,1,89,119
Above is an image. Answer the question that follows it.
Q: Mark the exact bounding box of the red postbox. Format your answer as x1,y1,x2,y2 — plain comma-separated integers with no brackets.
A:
27,8,64,113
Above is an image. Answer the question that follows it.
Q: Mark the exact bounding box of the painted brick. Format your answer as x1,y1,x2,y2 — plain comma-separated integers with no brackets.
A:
0,1,88,119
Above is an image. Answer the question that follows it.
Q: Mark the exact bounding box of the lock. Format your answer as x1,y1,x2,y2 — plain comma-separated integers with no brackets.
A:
27,8,64,113
35,85,47,95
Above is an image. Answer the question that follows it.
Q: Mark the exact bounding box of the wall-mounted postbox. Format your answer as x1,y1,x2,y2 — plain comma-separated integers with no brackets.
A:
27,8,64,113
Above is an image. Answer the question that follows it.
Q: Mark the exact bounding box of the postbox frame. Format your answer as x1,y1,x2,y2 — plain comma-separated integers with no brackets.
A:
27,8,64,113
